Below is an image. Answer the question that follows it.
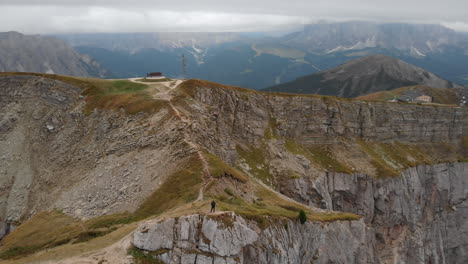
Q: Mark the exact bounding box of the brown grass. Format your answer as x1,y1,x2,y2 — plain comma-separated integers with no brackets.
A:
357,85,460,105
213,182,360,229
0,72,167,115
133,155,203,219
236,145,272,183
285,139,353,173
206,152,249,183
0,210,121,260
176,79,462,109
0,155,203,260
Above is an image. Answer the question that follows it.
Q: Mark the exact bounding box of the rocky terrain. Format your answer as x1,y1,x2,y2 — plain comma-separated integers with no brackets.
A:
280,22,461,55
0,74,466,263
264,54,460,97
133,160,468,264
0,32,107,78
57,32,248,54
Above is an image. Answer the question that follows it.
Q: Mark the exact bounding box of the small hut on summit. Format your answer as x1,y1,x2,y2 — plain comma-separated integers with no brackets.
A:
147,72,163,78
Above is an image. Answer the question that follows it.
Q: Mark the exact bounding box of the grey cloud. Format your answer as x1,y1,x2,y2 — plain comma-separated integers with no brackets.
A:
0,0,467,33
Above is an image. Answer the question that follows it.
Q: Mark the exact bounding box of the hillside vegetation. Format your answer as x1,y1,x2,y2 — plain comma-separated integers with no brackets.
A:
357,84,461,105
0,73,466,263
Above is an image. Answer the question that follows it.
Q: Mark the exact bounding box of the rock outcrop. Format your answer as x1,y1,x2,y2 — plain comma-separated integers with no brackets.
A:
182,80,467,163
0,75,189,239
288,162,468,263
0,76,467,263
133,212,374,264
134,162,467,264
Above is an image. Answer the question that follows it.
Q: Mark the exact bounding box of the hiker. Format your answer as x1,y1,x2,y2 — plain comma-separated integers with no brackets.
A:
210,200,216,213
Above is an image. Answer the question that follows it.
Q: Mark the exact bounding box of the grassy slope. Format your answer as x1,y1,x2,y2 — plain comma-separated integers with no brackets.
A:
205,153,360,226
180,79,466,178
0,73,464,262
356,85,460,105
0,152,360,262
177,79,463,109
0,72,167,114
0,155,204,260
135,78,172,83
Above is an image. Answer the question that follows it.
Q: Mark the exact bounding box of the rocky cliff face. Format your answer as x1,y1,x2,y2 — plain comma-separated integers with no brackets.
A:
0,76,467,263
133,212,374,264
0,75,188,240
133,163,467,264
127,81,468,264
183,80,466,162
0,32,108,77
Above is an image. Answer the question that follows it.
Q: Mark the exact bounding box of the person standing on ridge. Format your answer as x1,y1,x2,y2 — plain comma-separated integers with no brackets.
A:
210,200,216,213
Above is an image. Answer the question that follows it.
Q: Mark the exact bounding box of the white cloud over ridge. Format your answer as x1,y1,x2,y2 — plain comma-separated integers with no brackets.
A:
0,1,467,33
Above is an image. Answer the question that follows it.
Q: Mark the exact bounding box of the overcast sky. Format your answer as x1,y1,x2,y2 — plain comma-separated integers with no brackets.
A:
1,0,467,33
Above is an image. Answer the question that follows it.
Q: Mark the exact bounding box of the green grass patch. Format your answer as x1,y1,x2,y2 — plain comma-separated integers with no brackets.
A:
356,140,435,178
357,140,400,177
85,213,135,229
288,170,302,179
357,85,460,105
82,80,147,96
80,80,167,115
83,92,167,115
134,156,203,219
0,73,167,115
206,152,249,183
213,184,360,229
128,246,165,264
264,118,280,140
0,210,121,260
136,78,171,83
72,228,117,244
285,139,352,173
224,188,234,196
236,145,272,184
463,136,468,148
0,156,204,260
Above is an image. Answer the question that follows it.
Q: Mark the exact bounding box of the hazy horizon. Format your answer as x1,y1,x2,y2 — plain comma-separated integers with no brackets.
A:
0,0,467,33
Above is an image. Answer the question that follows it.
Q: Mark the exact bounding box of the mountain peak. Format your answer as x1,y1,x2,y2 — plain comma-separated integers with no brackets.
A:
0,32,107,77
264,55,458,97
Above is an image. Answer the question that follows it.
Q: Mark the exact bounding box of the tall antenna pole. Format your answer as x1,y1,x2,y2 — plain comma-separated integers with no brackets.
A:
181,54,187,80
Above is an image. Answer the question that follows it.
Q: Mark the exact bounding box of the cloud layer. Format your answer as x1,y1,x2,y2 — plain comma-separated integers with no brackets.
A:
1,0,467,33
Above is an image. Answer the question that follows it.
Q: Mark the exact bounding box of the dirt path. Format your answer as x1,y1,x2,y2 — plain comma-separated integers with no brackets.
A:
129,77,301,206
48,232,134,264
129,78,213,201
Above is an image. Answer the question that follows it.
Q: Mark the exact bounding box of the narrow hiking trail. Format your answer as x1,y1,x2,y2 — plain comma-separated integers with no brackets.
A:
129,78,309,209
129,78,213,201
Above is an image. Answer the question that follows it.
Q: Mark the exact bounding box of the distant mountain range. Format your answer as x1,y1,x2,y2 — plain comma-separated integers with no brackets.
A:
263,55,460,97
52,21,468,89
0,22,467,90
0,32,107,78
280,22,460,55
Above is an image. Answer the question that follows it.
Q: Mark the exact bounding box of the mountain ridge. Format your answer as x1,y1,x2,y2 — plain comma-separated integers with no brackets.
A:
264,54,459,97
281,22,461,55
0,73,467,263
0,31,108,78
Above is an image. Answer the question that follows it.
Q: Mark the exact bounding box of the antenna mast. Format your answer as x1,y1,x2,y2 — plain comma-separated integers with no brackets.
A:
181,54,187,80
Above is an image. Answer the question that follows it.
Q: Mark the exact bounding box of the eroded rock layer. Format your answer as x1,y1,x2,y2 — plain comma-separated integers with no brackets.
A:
134,163,467,264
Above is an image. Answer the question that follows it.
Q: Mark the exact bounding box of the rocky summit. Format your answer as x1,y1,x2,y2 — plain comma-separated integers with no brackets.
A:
0,32,107,78
264,54,460,97
0,73,467,264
